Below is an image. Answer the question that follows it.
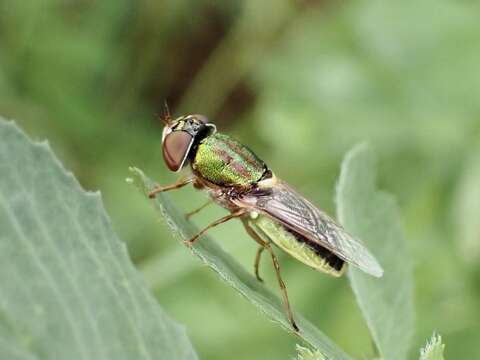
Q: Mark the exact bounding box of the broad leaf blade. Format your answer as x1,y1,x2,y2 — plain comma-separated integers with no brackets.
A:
128,168,353,360
336,144,414,360
420,333,445,360
0,119,197,360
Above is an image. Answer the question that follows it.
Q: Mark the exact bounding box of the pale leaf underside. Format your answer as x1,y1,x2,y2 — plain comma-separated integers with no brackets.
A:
0,119,197,360
337,144,414,360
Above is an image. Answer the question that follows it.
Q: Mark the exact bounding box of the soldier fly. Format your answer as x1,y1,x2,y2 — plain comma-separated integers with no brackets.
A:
149,110,383,332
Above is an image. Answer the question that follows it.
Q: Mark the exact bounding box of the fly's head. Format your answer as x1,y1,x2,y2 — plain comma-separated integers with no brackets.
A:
161,114,216,172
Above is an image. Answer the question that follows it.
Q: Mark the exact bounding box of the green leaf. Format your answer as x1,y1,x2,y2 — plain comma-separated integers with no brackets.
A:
336,144,414,360
420,333,445,360
0,119,198,360
128,168,353,360
295,345,328,360
453,150,480,262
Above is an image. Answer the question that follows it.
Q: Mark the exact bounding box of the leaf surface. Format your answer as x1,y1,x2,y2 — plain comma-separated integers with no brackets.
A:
336,144,414,360
419,333,445,360
295,345,328,360
0,119,198,360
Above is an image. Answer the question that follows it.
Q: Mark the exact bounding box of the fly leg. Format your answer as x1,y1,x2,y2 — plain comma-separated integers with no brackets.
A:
242,220,299,332
185,209,247,247
254,246,265,282
185,200,213,220
148,176,193,198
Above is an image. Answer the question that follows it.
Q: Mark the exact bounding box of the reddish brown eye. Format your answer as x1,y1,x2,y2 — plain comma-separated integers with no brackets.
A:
162,131,193,172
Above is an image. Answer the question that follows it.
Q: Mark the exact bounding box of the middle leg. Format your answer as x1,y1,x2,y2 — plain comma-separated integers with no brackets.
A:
185,199,213,220
185,209,247,247
254,246,265,282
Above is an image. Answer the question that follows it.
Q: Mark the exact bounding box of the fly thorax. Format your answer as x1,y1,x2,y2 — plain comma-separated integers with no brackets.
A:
257,172,278,189
192,133,266,188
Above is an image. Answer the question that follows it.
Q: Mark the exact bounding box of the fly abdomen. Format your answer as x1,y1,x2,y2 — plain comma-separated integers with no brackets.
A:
250,215,346,277
284,227,345,272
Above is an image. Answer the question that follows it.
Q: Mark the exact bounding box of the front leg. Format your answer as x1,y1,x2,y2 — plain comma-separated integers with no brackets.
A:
148,176,193,198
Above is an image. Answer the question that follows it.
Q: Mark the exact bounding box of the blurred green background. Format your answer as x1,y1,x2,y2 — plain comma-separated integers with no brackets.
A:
1,0,479,359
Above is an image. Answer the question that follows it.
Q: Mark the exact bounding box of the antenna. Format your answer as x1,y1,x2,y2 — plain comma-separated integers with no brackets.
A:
158,100,171,126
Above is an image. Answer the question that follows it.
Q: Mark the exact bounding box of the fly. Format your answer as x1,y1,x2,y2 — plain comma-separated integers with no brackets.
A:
149,110,383,332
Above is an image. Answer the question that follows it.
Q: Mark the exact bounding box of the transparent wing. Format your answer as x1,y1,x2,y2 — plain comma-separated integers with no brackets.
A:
235,180,383,277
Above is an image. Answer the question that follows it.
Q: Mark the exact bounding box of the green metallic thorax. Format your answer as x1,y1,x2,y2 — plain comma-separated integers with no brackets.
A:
192,133,266,188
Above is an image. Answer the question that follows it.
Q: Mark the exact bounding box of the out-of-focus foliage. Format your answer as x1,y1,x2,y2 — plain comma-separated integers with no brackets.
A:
1,0,479,358
453,151,480,262
337,145,414,360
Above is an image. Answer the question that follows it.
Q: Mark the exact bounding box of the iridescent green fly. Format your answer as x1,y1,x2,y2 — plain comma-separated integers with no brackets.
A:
149,111,383,332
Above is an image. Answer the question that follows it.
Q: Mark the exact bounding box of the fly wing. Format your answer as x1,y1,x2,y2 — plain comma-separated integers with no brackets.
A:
235,180,383,277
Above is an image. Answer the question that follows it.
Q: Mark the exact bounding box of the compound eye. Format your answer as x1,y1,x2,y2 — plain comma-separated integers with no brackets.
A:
162,131,193,172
